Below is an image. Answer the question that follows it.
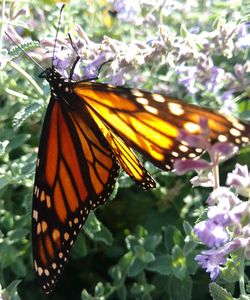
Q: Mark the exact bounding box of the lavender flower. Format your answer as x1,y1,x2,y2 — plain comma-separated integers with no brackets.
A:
193,176,250,281
195,240,242,281
177,65,198,94
220,89,237,114
110,0,142,24
194,220,229,248
227,164,250,198
172,115,250,283
207,187,240,206
236,22,250,49
174,159,211,176
82,52,114,79
173,117,237,176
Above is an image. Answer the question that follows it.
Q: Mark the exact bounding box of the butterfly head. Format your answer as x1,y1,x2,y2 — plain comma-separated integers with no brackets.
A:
38,67,64,83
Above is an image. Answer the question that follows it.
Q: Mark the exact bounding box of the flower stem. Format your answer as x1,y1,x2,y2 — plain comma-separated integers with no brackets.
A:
0,0,6,83
9,60,43,96
239,259,247,296
0,0,6,51
212,164,220,189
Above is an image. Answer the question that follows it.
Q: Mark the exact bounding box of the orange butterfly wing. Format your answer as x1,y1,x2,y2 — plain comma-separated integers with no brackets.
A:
74,82,250,170
32,97,119,293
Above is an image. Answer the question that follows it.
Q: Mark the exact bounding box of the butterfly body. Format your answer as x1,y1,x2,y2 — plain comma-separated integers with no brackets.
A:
33,66,250,293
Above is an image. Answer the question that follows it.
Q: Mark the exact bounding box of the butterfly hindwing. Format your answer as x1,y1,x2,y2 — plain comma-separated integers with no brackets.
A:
86,104,156,189
32,96,119,293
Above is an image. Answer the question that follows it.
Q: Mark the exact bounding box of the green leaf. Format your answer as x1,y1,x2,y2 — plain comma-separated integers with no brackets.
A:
12,101,43,129
134,245,155,263
128,257,146,277
164,226,183,253
143,234,162,252
0,175,11,190
84,212,113,245
71,232,87,259
220,260,239,283
9,41,40,59
11,259,27,277
94,282,105,296
7,134,31,151
146,254,172,275
109,252,134,283
246,280,250,294
168,275,192,300
209,282,234,300
0,140,9,156
180,24,188,38
7,228,29,242
81,289,93,300
130,282,155,296
116,285,127,300
171,245,187,280
5,279,22,300
183,221,193,236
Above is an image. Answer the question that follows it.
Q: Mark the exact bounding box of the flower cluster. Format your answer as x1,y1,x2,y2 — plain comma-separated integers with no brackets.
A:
194,183,249,281
174,120,250,287
8,2,244,113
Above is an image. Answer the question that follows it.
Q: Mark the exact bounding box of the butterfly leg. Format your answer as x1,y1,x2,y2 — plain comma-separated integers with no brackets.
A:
67,33,81,81
69,56,80,81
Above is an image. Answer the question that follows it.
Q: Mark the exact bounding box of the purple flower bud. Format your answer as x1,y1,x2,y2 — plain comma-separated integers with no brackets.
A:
190,171,215,187
210,142,238,162
178,129,209,149
177,117,210,150
112,0,142,25
177,65,198,94
53,49,73,74
195,249,226,280
207,205,230,226
226,164,250,198
174,159,211,175
237,22,250,48
194,220,229,248
83,53,114,79
195,239,242,280
220,90,237,114
228,202,249,224
205,67,224,93
207,187,240,206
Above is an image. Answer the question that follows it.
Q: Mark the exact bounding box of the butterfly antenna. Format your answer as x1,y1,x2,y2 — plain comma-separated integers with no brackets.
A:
5,32,45,71
52,4,65,65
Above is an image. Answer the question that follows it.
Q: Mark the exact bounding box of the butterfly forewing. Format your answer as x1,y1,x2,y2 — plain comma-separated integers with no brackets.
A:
74,82,250,170
32,95,119,293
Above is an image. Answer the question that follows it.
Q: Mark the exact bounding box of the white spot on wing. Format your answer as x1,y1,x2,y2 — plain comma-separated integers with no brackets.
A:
152,94,165,103
33,210,38,221
131,89,144,97
242,136,249,143
230,128,241,137
145,105,158,114
218,134,227,142
184,122,200,133
136,97,149,105
168,103,184,116
179,145,189,152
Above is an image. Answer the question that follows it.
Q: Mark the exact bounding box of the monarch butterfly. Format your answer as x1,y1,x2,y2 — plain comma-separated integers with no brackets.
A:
28,9,250,295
